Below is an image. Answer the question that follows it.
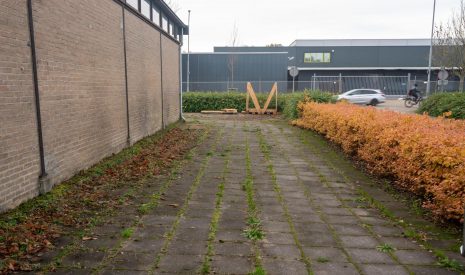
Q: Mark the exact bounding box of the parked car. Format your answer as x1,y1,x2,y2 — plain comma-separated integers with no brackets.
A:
337,89,386,106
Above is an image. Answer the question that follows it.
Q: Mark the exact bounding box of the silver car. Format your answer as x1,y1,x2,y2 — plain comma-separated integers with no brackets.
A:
337,89,386,106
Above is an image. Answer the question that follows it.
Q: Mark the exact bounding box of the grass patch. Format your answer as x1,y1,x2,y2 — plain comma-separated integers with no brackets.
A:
437,257,464,271
121,228,134,239
249,266,266,275
376,243,395,253
243,226,265,241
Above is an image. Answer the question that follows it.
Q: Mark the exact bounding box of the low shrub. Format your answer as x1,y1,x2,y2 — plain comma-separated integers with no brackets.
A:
182,92,248,113
182,90,336,117
293,102,465,222
281,91,336,119
418,92,465,119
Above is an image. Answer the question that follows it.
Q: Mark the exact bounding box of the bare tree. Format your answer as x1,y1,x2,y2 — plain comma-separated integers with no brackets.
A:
266,43,283,47
227,23,239,90
164,0,181,13
434,0,465,91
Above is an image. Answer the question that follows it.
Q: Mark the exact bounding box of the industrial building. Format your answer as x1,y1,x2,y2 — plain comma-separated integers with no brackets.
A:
183,39,451,94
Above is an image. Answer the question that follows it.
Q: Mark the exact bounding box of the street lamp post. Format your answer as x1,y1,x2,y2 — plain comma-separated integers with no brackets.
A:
187,10,191,93
426,0,436,97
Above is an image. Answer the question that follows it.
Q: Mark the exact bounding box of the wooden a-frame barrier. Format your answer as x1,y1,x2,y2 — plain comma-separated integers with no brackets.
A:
245,82,278,115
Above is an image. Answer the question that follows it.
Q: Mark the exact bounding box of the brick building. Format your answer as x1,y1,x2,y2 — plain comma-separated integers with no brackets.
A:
0,0,188,211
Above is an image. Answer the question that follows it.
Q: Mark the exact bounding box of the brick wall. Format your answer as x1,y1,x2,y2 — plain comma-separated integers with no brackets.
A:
125,11,163,143
0,0,41,211
162,36,181,125
33,0,128,185
0,0,182,211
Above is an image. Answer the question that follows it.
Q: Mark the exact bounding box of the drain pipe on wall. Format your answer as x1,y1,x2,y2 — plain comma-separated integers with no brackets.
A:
179,10,190,122
27,0,49,193
179,28,185,121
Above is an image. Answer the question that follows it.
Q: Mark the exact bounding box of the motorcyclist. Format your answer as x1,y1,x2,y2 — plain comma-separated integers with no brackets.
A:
408,84,421,101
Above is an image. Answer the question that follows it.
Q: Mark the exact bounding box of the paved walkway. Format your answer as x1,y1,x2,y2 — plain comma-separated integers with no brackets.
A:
49,114,463,275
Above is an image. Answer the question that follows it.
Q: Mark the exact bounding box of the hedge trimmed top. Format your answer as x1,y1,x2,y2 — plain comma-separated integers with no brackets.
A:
182,91,336,119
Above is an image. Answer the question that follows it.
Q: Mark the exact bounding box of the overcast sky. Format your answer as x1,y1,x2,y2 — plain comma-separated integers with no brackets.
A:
173,0,460,52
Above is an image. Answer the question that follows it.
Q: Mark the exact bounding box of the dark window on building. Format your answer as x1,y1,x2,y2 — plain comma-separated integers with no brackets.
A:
152,6,160,25
141,0,150,18
169,22,174,36
126,0,138,10
162,15,168,32
174,26,179,40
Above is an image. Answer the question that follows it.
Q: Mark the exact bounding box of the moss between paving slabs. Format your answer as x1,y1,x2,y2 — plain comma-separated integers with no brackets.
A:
200,137,232,274
91,130,210,274
61,127,208,273
149,128,224,273
243,134,266,274
257,129,313,275
0,122,206,273
286,121,465,272
261,125,364,274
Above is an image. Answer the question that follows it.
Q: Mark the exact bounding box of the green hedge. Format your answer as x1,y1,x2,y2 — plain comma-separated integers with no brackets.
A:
182,90,336,119
281,91,337,119
417,92,465,119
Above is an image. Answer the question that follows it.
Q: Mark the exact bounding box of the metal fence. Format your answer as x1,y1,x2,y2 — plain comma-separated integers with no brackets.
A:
183,76,464,96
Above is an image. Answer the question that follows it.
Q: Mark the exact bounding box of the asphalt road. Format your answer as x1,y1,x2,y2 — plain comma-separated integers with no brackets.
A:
376,99,419,114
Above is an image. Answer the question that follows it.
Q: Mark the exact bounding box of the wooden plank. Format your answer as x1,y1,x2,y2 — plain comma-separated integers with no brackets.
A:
246,88,250,112
201,110,226,114
222,109,238,114
247,82,262,113
262,83,277,114
201,109,238,115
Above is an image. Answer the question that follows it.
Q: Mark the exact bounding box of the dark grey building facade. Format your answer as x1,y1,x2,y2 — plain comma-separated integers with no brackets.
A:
182,52,288,92
184,39,455,94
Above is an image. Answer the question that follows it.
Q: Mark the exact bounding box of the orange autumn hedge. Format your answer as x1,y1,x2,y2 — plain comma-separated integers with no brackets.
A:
293,102,465,222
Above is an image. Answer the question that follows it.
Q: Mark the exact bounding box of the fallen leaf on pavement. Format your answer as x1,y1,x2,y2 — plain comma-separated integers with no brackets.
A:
82,236,97,241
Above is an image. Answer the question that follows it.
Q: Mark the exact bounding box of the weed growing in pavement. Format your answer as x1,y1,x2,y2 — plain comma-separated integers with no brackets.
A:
376,244,395,253
437,257,464,271
402,228,419,239
121,228,134,239
354,196,368,203
242,136,265,273
138,203,151,214
249,266,266,275
243,225,265,241
316,257,330,263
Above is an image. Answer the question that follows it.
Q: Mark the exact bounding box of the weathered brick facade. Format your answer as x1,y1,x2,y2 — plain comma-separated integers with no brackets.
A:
0,0,40,211
126,11,163,142
0,0,184,211
162,36,181,125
